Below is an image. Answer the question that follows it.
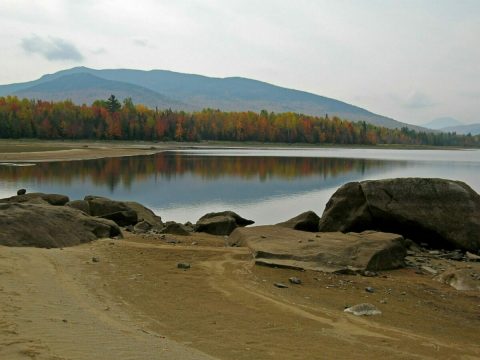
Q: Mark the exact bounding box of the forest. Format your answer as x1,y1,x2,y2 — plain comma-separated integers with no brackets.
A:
0,95,478,147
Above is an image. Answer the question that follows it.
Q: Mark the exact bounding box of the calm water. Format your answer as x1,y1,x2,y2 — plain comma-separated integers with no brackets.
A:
0,147,479,224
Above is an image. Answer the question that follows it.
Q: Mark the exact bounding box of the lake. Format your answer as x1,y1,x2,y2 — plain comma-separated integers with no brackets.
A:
0,147,479,225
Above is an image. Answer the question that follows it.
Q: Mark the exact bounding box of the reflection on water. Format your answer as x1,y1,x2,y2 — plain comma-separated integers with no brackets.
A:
0,149,479,224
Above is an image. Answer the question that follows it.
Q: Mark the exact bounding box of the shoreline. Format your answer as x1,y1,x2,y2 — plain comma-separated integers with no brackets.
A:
0,139,473,163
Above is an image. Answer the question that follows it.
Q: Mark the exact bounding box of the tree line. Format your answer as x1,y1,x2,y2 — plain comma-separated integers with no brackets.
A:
0,95,478,147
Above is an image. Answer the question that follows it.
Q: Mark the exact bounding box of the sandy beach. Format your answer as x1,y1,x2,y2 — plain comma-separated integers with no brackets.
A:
1,142,480,359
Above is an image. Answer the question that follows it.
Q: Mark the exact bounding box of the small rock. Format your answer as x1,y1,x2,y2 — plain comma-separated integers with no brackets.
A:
344,303,381,316
421,266,438,275
362,270,378,277
125,225,134,232
428,250,441,256
274,282,289,288
177,263,191,269
17,189,26,195
288,277,302,285
92,256,100,263
365,286,375,293
466,251,480,262
191,241,198,246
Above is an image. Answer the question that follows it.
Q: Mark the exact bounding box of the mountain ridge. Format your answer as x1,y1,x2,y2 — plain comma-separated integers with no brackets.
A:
0,66,428,131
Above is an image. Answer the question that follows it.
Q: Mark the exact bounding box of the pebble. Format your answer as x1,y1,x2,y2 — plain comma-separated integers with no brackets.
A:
421,265,438,275
274,282,289,288
177,262,191,269
288,277,302,285
92,256,100,263
365,286,375,293
362,270,378,277
344,303,382,316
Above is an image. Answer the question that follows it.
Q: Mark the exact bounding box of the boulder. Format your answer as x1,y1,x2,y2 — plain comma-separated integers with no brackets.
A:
318,178,480,252
0,192,70,206
65,200,91,214
161,221,192,236
133,221,152,234
0,202,120,248
100,210,138,227
17,189,26,195
84,196,163,228
195,211,254,235
436,268,480,291
277,211,320,232
125,201,164,230
227,225,406,273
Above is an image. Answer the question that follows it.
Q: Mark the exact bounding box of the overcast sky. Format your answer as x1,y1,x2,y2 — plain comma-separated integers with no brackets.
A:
0,0,479,125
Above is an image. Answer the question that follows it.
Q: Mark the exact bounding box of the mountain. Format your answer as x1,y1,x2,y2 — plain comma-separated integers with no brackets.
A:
0,66,428,131
424,117,463,130
440,123,480,135
11,73,190,110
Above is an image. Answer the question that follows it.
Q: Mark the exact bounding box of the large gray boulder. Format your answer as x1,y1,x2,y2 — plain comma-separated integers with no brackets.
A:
277,211,320,232
0,202,121,248
318,178,480,252
195,211,254,235
227,225,406,273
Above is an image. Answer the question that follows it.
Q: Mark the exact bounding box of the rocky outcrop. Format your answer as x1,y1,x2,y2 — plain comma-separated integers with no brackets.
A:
195,211,254,235
0,202,120,248
125,201,164,230
65,199,90,214
318,178,480,252
0,192,70,206
277,211,320,232
228,225,406,273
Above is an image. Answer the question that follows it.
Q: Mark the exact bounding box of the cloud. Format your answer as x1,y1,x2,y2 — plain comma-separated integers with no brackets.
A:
402,91,435,109
21,35,83,61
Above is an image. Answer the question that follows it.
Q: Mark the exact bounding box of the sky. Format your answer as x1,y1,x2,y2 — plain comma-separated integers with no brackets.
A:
0,0,479,126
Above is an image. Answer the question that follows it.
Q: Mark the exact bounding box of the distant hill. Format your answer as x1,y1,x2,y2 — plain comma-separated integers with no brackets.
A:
440,123,480,135
11,73,190,110
424,117,463,130
0,66,429,131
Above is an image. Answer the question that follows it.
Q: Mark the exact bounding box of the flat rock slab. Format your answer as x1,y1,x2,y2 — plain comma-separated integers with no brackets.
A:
228,225,406,273
435,268,480,291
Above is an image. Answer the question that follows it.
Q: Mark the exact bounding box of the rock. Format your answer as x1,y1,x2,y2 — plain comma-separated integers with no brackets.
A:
318,178,480,252
344,303,382,316
0,192,70,206
65,200,91,214
161,221,192,236
436,268,480,291
0,202,121,248
85,196,162,228
421,266,438,276
288,277,302,285
274,282,289,288
17,189,26,195
124,201,164,230
195,211,254,235
100,210,138,227
177,262,191,269
133,221,152,234
228,225,406,273
276,211,320,232
466,251,480,262
365,286,375,293
92,256,100,263
362,270,378,277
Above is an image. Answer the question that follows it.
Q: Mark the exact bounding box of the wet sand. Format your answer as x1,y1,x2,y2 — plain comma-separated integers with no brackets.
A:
1,233,479,359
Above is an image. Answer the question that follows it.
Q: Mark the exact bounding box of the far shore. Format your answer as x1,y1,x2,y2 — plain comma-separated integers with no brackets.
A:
0,139,471,163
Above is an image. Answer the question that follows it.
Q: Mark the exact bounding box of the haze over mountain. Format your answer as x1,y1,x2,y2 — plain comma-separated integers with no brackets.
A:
440,123,480,136
0,67,429,131
423,117,464,130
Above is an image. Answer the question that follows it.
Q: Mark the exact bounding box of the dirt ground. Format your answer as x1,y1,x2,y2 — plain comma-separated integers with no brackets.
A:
1,232,479,360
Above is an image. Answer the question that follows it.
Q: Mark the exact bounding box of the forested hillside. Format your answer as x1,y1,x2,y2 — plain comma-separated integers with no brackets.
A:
0,96,478,147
